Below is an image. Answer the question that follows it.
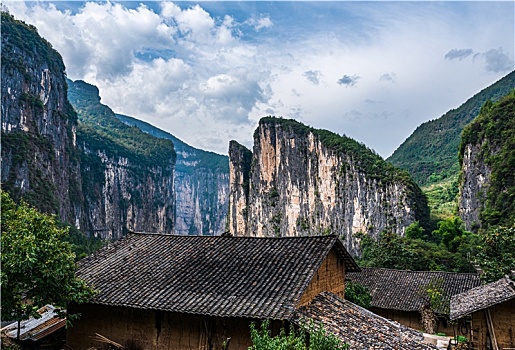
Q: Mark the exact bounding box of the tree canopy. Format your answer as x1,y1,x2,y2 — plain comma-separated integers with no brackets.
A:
1,190,96,325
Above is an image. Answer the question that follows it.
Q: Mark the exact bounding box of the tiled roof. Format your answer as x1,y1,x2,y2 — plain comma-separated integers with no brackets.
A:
293,292,438,350
347,267,480,313
77,233,359,319
450,275,515,320
3,305,66,341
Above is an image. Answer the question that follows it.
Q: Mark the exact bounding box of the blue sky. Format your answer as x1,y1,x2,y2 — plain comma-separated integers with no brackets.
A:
4,1,514,157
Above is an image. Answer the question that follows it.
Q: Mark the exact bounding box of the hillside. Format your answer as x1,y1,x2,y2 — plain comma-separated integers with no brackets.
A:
116,114,230,235
388,71,515,187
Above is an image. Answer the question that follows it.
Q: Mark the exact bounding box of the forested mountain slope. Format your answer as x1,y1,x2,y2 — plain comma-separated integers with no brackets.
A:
388,71,515,187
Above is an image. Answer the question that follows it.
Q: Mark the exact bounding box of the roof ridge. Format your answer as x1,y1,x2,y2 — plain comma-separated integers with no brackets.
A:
357,267,480,276
128,231,339,239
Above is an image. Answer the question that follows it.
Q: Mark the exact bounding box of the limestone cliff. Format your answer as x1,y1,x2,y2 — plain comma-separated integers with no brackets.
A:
68,80,176,239
459,91,515,231
1,12,84,226
116,114,229,236
229,117,429,255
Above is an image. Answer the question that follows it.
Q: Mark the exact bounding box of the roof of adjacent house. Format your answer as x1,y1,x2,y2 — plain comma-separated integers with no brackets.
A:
450,275,515,320
2,305,66,341
293,292,438,350
347,267,480,314
76,233,359,320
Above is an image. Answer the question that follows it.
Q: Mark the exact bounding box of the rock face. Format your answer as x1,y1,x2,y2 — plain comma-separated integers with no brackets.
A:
69,80,176,239
458,144,491,231
458,91,515,231
1,12,85,226
116,114,229,236
1,13,176,240
229,117,429,255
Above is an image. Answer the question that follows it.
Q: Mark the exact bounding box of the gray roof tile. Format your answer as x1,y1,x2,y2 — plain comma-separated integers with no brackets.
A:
347,267,480,313
77,233,359,319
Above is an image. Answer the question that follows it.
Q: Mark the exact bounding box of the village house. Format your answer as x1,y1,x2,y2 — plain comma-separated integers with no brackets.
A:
450,275,515,350
347,267,481,334
67,233,437,349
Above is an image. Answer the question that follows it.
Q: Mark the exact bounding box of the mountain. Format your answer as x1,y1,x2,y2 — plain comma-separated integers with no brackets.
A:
228,117,429,255
388,71,515,187
1,11,176,240
1,11,84,225
68,80,176,239
459,89,515,231
116,114,229,235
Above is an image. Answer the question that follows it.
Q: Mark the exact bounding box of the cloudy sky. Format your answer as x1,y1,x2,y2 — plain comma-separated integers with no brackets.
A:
5,1,514,157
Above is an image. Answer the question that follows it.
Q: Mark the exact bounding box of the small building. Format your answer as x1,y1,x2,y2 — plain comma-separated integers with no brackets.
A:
450,275,515,350
67,233,360,349
1,305,66,347
347,267,481,334
294,291,437,349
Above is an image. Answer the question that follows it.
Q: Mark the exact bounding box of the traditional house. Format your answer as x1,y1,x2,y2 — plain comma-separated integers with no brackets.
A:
67,233,436,350
347,267,481,334
67,233,359,349
450,275,515,350
293,291,437,349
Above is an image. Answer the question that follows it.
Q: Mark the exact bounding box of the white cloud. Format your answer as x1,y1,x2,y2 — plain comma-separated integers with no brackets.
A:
5,1,514,157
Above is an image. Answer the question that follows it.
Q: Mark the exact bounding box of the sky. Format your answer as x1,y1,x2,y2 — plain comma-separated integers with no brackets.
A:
4,1,514,158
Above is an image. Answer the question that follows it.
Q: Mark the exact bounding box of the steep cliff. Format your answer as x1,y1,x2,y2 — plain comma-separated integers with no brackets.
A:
114,114,229,235
68,80,176,239
1,12,84,226
388,71,515,187
459,91,515,231
229,117,429,255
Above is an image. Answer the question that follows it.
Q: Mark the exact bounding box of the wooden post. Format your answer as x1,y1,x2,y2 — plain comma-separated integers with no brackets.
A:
485,308,499,350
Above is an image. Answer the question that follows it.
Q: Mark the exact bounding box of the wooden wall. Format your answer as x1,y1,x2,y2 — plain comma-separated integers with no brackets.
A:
297,248,345,306
66,303,281,350
469,297,515,350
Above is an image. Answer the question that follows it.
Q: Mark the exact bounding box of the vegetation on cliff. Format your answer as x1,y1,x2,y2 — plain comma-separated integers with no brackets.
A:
116,113,228,174
460,89,515,228
388,70,515,187
68,80,176,174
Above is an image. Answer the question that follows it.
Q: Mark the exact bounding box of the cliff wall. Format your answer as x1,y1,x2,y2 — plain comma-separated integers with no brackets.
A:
459,91,515,230
116,114,229,236
229,117,429,255
1,12,85,226
69,80,176,239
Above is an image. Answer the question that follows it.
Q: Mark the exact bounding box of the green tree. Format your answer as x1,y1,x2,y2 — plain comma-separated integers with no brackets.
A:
1,191,96,338
406,221,426,240
344,281,372,309
475,225,515,283
432,217,471,252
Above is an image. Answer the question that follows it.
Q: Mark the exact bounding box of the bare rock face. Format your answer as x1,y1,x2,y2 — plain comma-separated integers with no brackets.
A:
1,12,85,226
115,114,229,236
229,117,429,255
458,144,491,231
69,80,176,240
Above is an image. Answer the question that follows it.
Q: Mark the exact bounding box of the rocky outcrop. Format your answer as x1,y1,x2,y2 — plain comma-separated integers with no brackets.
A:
1,12,85,226
229,117,429,255
458,144,491,231
1,12,177,240
69,80,176,239
458,91,515,230
116,114,229,236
